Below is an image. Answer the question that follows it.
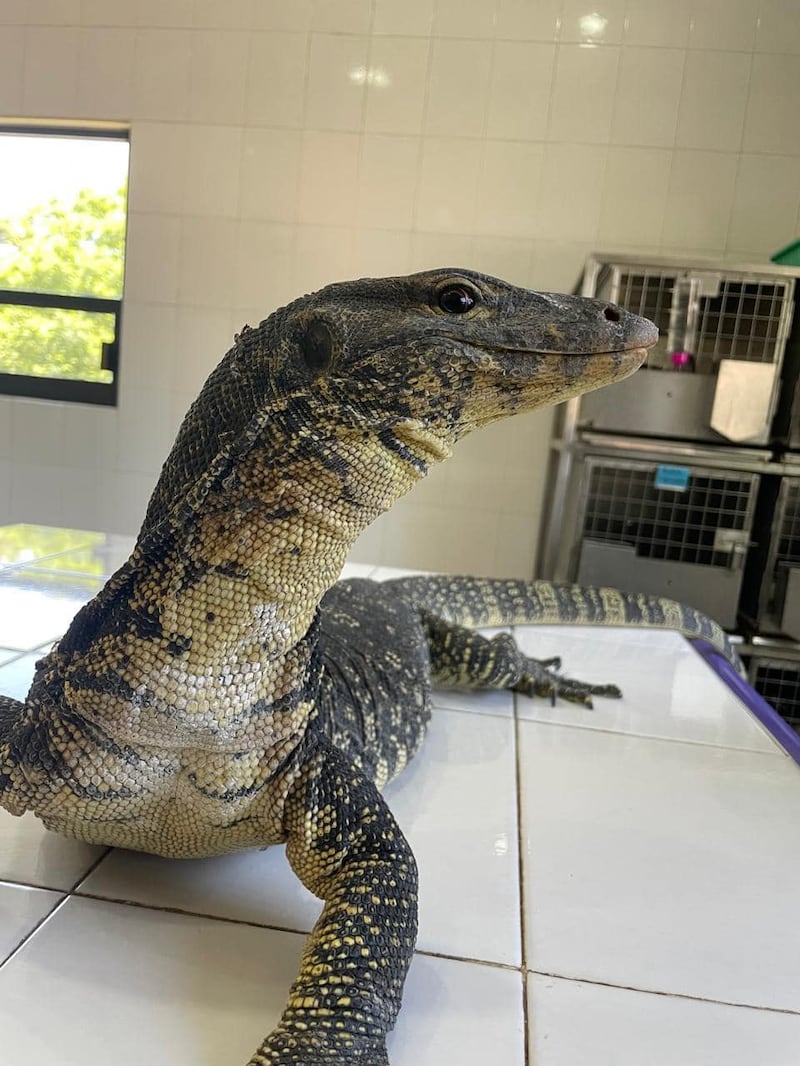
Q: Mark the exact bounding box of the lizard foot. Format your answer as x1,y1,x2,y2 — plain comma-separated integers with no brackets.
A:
512,657,622,709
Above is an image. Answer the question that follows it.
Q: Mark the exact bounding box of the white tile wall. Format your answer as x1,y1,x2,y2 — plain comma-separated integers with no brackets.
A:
1,1,799,578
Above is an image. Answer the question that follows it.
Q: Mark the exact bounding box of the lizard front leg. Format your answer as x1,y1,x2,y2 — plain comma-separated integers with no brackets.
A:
422,612,621,708
249,732,417,1065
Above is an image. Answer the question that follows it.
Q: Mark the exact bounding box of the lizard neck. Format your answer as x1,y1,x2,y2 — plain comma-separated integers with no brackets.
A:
183,413,453,643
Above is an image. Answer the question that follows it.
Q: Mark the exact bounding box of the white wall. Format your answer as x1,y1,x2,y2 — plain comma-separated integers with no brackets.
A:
0,0,799,578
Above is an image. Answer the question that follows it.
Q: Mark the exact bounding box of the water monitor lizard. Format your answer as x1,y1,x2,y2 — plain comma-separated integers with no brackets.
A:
0,269,737,1064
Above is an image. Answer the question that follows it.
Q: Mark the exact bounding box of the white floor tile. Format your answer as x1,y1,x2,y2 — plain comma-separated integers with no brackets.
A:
0,646,19,665
0,809,106,890
528,973,800,1066
83,708,521,966
386,707,521,965
519,721,800,1011
0,881,63,962
0,895,524,1066
392,953,525,1065
0,896,301,1066
0,569,101,650
79,844,323,935
514,625,779,754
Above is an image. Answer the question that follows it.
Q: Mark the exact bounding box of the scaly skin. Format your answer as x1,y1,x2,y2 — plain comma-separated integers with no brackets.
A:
0,267,731,1064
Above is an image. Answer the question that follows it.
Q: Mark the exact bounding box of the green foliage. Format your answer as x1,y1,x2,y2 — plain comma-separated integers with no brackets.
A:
0,186,127,382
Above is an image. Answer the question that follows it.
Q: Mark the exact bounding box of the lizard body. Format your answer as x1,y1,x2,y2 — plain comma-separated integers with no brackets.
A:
0,269,732,1064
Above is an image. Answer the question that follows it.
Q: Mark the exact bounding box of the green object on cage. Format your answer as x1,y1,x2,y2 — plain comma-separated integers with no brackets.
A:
771,240,800,266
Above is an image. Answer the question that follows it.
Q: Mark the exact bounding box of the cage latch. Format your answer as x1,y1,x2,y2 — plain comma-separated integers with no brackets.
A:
713,529,751,569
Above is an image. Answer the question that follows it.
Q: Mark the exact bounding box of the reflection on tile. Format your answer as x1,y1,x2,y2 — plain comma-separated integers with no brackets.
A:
0,896,524,1066
520,723,800,1010
0,569,101,650
756,0,800,54
0,882,63,962
560,0,625,43
386,708,520,965
513,626,779,753
528,973,800,1066
0,524,99,571
28,535,135,579
365,36,430,135
0,809,106,890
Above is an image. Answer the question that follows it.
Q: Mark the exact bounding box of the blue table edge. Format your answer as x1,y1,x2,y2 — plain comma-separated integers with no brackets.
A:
691,638,800,765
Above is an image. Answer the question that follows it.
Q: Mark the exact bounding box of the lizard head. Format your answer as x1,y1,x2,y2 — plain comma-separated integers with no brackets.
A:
142,268,656,535
274,266,657,447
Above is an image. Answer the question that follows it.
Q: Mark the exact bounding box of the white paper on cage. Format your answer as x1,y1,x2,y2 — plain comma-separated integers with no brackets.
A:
710,359,777,443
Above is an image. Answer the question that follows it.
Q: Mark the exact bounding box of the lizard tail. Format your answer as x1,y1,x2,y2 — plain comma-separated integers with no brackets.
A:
0,695,32,815
382,575,743,672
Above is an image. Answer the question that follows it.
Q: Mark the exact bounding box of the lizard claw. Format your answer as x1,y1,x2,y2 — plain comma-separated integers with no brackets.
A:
513,656,621,708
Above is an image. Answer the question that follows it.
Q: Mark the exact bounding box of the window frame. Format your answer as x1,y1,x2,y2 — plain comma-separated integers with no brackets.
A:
0,121,129,407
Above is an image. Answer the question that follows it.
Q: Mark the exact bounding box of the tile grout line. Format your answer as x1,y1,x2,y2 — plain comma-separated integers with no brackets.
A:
0,892,71,971
513,691,531,1066
68,846,113,894
529,969,800,1019
63,887,526,974
515,712,788,760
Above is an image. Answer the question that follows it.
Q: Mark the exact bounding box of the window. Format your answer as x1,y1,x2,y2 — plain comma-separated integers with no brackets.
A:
0,122,129,405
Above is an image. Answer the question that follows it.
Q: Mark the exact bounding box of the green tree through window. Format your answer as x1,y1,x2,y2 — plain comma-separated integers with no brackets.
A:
0,127,129,403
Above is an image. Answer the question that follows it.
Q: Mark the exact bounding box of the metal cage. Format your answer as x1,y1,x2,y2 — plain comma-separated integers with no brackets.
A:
571,455,760,628
758,477,800,639
750,656,800,732
578,256,796,445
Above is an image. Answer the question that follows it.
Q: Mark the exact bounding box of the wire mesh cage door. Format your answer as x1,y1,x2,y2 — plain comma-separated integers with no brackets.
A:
750,657,800,732
758,478,800,639
572,455,759,628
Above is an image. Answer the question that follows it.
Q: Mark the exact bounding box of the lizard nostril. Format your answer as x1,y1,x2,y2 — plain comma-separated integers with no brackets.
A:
603,305,622,323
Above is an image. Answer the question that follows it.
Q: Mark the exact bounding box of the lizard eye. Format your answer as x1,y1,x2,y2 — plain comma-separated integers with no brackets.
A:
437,285,478,314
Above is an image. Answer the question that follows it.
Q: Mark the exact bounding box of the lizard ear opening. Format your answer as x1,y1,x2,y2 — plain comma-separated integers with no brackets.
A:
300,319,336,375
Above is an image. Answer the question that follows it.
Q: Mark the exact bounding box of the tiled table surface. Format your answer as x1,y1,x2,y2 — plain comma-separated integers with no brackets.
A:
1,525,799,1065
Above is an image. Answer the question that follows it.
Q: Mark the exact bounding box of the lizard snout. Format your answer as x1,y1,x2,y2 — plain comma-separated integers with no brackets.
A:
611,304,659,352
